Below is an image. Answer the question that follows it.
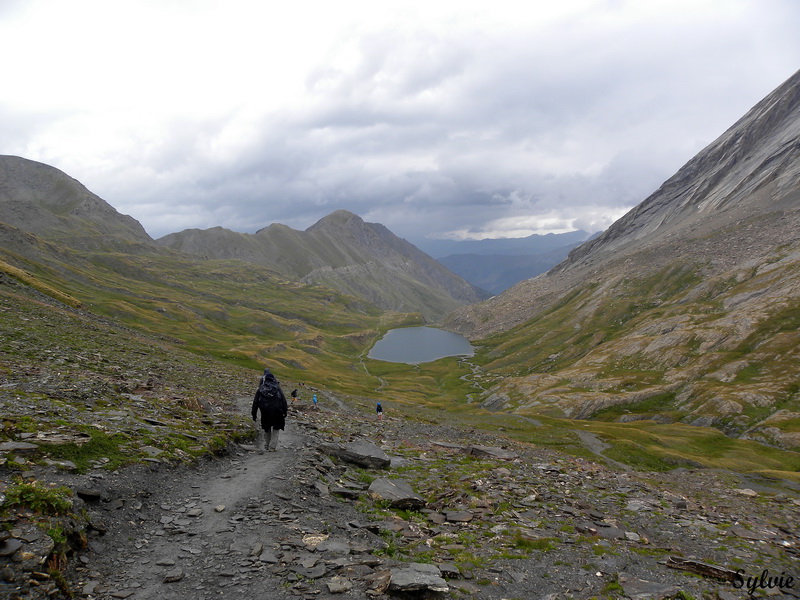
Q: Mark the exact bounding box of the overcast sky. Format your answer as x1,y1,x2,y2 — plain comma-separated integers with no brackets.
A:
2,0,799,244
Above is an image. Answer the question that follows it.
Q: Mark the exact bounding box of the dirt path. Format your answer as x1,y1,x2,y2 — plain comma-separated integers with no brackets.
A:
77,402,320,600
575,429,631,471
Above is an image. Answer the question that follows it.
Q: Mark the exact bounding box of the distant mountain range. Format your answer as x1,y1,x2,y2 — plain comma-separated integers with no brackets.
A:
413,230,594,258
420,231,598,295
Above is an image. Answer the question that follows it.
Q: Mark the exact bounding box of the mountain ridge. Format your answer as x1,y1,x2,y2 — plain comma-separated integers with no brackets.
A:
158,209,489,321
0,157,487,321
447,68,800,337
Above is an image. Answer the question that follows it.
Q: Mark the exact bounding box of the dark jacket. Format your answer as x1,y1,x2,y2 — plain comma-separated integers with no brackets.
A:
251,370,288,430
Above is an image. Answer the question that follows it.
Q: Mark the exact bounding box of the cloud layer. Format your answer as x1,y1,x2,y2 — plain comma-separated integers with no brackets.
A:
2,0,799,243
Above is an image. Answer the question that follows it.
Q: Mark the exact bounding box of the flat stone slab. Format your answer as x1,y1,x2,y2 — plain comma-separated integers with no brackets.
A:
445,510,474,523
319,439,391,469
467,445,518,460
389,563,448,593
619,573,680,600
431,441,466,451
368,478,426,510
34,431,91,446
0,441,39,453
327,576,353,594
259,549,279,564
330,486,361,500
0,538,23,557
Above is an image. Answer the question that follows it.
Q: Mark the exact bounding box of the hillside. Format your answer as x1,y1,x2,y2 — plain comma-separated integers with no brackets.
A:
158,210,489,321
2,268,798,600
0,157,487,322
2,100,800,599
444,69,800,449
0,155,153,252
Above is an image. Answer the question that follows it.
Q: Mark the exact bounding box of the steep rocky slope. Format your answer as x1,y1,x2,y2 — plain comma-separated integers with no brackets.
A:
159,210,489,321
444,69,800,446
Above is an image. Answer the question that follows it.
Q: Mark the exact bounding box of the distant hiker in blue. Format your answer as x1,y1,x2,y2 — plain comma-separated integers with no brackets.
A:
376,402,384,420
251,368,288,453
312,394,318,408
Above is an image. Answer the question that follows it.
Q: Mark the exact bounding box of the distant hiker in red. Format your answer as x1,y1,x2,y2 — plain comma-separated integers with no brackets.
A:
251,368,288,453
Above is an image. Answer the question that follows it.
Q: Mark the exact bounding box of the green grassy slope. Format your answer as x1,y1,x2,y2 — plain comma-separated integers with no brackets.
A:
2,231,799,480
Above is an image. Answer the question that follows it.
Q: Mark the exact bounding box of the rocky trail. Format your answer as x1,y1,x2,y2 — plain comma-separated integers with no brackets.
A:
3,394,800,600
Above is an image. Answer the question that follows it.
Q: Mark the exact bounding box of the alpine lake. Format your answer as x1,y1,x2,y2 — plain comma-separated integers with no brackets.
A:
367,326,474,364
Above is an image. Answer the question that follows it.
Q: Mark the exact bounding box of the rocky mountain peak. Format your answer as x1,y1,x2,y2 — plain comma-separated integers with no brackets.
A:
560,68,800,272
159,209,488,320
306,209,364,231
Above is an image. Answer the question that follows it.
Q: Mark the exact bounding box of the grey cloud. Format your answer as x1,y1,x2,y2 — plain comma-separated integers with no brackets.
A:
18,2,798,246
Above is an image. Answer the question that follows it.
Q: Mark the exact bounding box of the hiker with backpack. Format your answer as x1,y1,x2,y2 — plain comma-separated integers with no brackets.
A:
251,367,288,453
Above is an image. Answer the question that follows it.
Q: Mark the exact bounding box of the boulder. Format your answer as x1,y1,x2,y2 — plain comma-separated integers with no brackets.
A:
368,478,426,509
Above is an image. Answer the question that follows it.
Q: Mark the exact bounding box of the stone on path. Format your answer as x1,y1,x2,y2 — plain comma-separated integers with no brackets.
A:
368,478,426,509
163,568,184,583
259,548,279,564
